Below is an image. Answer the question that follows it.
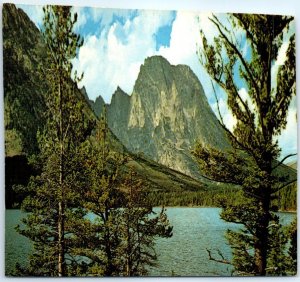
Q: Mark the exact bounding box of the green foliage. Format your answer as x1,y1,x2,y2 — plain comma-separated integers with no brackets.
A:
147,187,243,207
16,5,93,276
79,113,127,276
3,4,48,155
118,170,173,276
196,13,296,276
77,114,173,276
286,218,297,274
273,182,297,211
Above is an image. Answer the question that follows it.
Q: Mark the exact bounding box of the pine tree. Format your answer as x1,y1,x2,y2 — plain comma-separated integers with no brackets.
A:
16,5,92,276
79,111,173,276
76,110,126,276
118,169,173,276
194,14,296,275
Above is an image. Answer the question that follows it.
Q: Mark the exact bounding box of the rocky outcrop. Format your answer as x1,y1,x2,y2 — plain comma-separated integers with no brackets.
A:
107,87,131,139
81,87,105,117
107,56,229,179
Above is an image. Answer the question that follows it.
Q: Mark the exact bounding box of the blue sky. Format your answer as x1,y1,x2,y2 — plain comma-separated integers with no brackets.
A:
17,4,297,162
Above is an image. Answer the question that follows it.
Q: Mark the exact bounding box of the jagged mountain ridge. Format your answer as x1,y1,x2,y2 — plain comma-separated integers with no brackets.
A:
4,3,295,211
106,56,230,179
81,87,105,118
4,3,214,209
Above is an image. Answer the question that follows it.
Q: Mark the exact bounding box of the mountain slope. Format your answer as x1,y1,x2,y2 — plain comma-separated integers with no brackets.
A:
3,4,47,156
3,4,212,208
4,4,295,210
107,56,230,179
2,4,107,155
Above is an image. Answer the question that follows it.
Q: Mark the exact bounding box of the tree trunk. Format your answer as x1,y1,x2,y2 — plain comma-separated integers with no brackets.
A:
104,209,113,276
58,79,65,277
58,200,64,276
126,212,131,276
254,234,267,275
254,183,271,276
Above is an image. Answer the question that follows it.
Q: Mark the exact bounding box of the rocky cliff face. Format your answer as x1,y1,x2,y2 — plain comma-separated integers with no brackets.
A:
107,56,229,179
107,87,131,140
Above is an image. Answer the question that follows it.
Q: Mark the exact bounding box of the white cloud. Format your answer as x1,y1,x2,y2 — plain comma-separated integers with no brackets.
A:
275,42,289,66
271,20,295,91
277,97,297,161
18,5,296,159
211,98,236,132
238,88,248,102
238,87,255,112
158,11,200,70
72,9,223,103
72,9,175,102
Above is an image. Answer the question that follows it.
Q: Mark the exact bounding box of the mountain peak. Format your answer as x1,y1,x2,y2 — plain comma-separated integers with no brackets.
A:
141,55,194,76
143,55,171,67
109,56,230,179
140,55,173,77
113,86,129,97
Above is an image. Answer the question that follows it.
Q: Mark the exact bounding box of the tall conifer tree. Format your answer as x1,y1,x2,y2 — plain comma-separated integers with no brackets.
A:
78,109,173,276
81,110,126,276
16,5,91,276
194,14,296,275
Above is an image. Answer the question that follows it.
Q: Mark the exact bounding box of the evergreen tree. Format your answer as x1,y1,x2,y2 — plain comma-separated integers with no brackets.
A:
16,5,92,276
79,111,173,276
118,169,173,276
194,14,296,275
286,218,297,274
79,110,126,276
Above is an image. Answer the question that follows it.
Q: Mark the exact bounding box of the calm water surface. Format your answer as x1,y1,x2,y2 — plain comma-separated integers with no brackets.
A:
5,208,295,276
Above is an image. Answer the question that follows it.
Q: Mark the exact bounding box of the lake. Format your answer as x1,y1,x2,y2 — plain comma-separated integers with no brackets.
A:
5,208,296,276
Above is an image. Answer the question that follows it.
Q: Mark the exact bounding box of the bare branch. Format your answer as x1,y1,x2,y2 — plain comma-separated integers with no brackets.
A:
210,15,260,106
211,80,225,126
272,153,297,171
206,249,232,265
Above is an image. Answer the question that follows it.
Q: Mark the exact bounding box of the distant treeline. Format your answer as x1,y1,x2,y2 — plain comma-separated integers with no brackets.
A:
6,157,296,211
146,188,242,207
146,184,297,211
273,182,297,211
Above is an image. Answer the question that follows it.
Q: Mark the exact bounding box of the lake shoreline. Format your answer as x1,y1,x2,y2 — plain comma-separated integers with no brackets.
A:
6,207,297,214
154,206,297,214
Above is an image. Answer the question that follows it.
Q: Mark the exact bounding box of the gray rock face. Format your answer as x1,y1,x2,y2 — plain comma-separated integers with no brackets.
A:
93,96,105,117
82,87,105,117
107,87,131,139
108,56,229,179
